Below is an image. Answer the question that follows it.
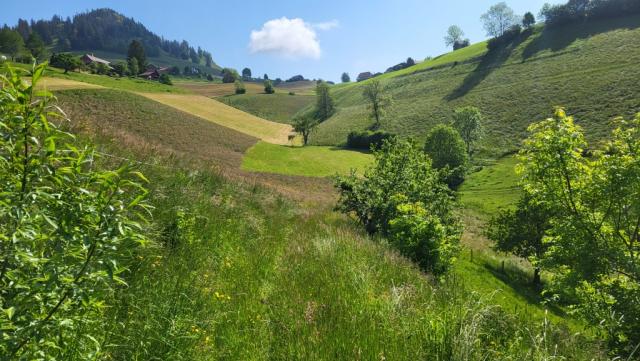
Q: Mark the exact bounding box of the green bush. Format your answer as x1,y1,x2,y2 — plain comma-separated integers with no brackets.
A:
424,124,468,188
346,130,395,150
389,201,460,274
234,80,246,94
335,138,460,273
0,64,150,359
264,79,275,94
159,73,173,85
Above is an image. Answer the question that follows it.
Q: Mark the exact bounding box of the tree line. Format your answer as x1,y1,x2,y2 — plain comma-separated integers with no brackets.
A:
0,8,215,67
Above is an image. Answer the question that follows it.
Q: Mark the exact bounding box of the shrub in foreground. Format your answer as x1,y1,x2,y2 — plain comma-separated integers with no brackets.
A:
0,65,149,359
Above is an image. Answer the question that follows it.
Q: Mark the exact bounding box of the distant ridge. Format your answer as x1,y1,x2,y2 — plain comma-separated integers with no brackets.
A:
5,8,220,72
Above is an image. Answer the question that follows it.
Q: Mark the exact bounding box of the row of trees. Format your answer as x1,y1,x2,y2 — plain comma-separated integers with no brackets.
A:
487,109,640,355
540,0,640,27
2,9,215,67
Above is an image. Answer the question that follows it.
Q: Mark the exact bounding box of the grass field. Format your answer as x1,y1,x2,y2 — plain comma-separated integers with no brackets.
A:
242,141,373,177
221,93,314,123
273,80,318,95
459,156,521,218
39,65,188,93
37,77,105,90
314,15,640,155
175,81,266,97
137,93,293,144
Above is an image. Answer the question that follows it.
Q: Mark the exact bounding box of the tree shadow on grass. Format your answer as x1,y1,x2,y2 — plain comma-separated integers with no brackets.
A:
482,261,568,317
445,33,530,101
522,15,640,60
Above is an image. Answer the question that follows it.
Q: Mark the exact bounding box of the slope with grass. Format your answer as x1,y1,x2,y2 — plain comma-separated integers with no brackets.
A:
221,93,314,123
459,156,521,218
175,81,266,97
242,141,373,177
136,93,293,144
55,95,603,360
313,15,640,156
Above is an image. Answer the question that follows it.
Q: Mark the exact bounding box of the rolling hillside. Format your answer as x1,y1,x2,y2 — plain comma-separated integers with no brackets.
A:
312,15,640,156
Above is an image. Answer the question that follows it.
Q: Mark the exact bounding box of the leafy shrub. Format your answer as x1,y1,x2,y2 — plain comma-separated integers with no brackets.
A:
519,109,640,355
288,91,295,96
453,39,471,50
346,130,395,150
234,80,246,94
159,73,173,85
49,52,80,73
487,24,522,51
335,138,460,273
0,65,149,359
541,0,640,27
424,124,468,188
389,201,460,274
264,79,275,94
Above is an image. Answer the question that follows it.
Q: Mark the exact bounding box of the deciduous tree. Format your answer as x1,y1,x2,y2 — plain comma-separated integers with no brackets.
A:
452,106,483,157
444,25,465,49
362,80,392,129
481,2,519,37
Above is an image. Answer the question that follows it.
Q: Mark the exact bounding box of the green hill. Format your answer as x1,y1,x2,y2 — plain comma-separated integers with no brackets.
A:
312,15,640,156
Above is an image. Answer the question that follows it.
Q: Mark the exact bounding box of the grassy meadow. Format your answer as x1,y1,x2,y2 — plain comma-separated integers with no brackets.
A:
221,93,314,123
242,141,373,177
313,15,640,155
459,156,521,217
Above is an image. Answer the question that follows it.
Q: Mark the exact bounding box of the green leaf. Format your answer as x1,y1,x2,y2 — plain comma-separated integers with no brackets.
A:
3,307,15,320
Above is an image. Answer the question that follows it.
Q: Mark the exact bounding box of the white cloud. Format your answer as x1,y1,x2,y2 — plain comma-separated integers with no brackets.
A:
313,20,339,31
249,17,336,59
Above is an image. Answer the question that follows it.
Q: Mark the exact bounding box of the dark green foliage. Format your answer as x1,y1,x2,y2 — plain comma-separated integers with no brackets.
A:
49,52,81,73
263,73,269,80
5,9,216,68
242,67,251,79
341,72,350,83
127,39,146,71
293,116,318,145
424,125,468,188
159,73,172,85
112,61,128,77
286,75,305,82
335,139,460,273
0,28,25,60
222,68,239,83
487,24,522,50
128,57,140,76
234,80,246,94
486,193,552,285
314,82,334,121
0,64,149,359
522,12,536,28
346,130,394,150
25,32,46,60
541,0,640,27
264,79,275,94
453,39,471,50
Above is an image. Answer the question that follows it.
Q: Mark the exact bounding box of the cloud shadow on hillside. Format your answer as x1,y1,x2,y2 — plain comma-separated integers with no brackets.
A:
445,33,530,101
522,15,640,60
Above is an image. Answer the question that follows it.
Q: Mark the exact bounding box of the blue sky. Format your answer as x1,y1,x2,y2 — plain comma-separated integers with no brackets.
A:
2,0,564,82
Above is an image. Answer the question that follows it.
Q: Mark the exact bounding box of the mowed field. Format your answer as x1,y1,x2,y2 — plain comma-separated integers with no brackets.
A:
242,141,373,177
313,15,640,154
137,93,293,144
176,81,266,97
221,93,314,124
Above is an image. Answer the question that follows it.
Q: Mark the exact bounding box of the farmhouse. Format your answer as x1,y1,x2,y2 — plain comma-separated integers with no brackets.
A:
80,53,111,67
139,66,171,80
